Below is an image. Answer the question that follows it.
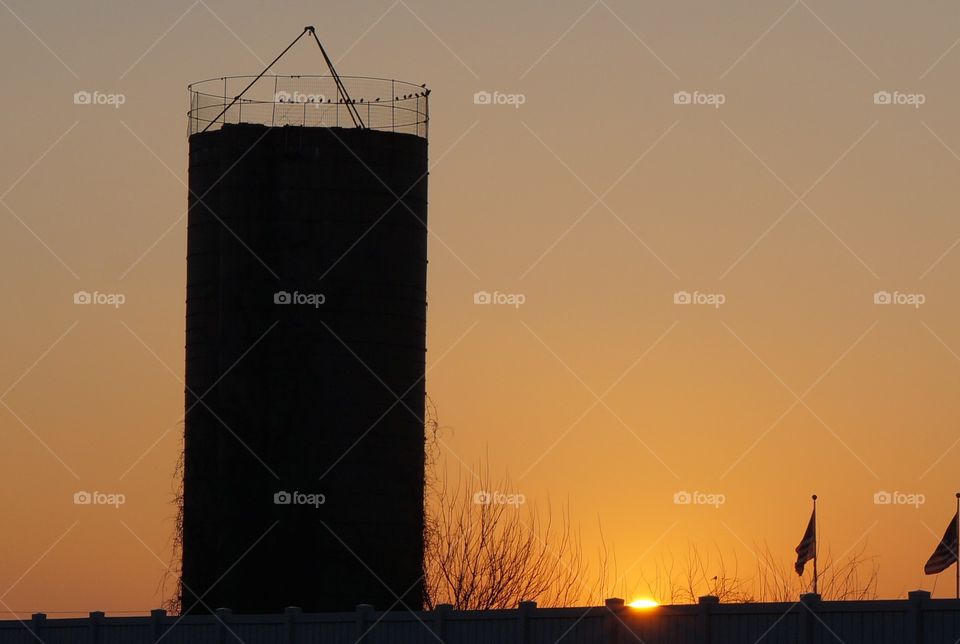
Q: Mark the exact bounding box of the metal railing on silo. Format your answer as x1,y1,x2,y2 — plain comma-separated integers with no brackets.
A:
187,75,429,138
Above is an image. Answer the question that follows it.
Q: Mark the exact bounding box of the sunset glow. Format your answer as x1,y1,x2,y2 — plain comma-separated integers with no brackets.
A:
4,0,960,619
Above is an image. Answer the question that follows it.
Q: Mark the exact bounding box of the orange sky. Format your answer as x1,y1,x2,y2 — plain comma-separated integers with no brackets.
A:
2,0,960,615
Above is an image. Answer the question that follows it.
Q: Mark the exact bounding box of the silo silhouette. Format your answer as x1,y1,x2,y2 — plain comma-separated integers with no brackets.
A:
181,59,429,613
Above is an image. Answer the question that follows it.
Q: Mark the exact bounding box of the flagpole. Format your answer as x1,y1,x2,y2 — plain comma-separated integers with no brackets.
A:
955,492,958,600
812,494,818,596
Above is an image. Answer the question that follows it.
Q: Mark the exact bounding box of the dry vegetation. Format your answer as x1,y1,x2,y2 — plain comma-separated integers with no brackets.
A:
425,419,878,608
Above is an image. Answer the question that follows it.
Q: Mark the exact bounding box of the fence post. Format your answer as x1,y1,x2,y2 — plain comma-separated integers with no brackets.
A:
150,609,167,641
215,608,232,644
908,590,929,644
29,613,45,639
517,601,536,644
88,610,104,644
696,595,718,644
355,604,374,642
284,606,301,644
799,593,820,644
604,598,625,644
434,603,452,642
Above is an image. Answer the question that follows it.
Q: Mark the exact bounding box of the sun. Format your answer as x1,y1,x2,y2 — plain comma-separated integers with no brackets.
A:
627,598,659,609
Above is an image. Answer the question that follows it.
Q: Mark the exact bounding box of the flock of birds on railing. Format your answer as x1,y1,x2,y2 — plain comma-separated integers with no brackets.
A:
275,84,429,106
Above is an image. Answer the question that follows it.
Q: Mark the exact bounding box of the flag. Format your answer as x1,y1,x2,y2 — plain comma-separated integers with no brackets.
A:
924,512,959,575
794,508,816,575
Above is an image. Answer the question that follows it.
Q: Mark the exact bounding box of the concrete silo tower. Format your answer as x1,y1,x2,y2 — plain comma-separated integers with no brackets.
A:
181,27,429,614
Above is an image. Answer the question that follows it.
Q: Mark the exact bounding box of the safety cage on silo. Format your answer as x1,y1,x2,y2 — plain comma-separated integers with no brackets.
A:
187,75,429,138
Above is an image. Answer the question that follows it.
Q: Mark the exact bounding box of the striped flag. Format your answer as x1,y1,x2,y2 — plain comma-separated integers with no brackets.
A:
924,512,959,575
794,508,816,575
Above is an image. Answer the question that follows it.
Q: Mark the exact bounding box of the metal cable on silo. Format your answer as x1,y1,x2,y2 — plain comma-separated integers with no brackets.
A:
200,27,312,133
201,26,367,134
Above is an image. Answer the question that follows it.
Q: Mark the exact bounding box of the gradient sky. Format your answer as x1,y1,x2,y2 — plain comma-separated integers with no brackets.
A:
2,0,960,615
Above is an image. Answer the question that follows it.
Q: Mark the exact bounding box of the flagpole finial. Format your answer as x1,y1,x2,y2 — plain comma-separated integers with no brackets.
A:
812,494,817,501
955,492,959,499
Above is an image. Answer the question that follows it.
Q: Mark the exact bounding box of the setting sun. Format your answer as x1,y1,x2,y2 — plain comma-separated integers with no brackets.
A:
628,599,660,609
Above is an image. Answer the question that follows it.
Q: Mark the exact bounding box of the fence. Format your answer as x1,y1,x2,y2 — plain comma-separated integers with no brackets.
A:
3,592,959,643
187,75,429,138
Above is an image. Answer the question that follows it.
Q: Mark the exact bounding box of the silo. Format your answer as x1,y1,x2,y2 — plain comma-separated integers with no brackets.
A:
182,71,429,614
